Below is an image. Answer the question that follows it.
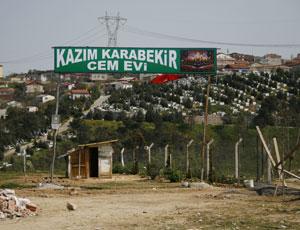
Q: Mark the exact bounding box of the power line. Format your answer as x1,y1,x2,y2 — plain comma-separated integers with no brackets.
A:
98,12,127,47
122,25,300,48
0,24,105,64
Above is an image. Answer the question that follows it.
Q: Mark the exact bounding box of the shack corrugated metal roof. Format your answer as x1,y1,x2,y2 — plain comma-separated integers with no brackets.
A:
78,140,118,148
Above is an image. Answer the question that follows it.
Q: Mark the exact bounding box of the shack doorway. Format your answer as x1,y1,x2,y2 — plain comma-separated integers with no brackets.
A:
89,147,98,177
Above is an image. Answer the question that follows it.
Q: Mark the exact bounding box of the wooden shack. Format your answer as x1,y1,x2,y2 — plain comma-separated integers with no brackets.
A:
65,140,118,179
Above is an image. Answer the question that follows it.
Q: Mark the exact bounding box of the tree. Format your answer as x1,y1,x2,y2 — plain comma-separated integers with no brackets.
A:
160,98,168,108
12,83,26,101
77,122,91,144
94,110,103,120
89,85,101,100
86,111,94,120
183,98,193,109
15,145,20,153
117,111,127,122
153,111,163,126
135,110,145,122
104,111,114,121
145,107,155,122
0,150,4,161
70,117,81,130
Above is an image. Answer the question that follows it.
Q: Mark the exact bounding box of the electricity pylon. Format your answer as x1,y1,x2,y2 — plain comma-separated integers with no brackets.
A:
98,12,127,47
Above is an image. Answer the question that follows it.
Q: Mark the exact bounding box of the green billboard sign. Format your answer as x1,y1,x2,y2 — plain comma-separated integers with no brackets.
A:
54,47,216,74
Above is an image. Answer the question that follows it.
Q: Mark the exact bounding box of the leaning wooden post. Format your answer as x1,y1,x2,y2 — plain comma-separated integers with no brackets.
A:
235,138,243,180
121,148,125,167
78,151,81,178
206,139,214,180
164,144,169,167
257,126,300,181
273,138,286,186
201,75,211,181
256,126,276,165
267,157,272,184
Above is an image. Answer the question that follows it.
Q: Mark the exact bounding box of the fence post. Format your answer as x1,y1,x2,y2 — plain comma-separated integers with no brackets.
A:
235,138,243,180
121,148,125,167
164,144,169,167
207,139,214,180
186,140,193,176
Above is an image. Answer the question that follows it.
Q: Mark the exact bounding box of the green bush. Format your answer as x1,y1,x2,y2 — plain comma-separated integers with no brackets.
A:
147,163,160,180
215,175,239,184
0,150,4,161
164,168,184,182
0,182,29,189
113,162,123,174
113,162,133,174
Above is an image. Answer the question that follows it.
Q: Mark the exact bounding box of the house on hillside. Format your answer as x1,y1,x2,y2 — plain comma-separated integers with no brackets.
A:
260,54,282,66
249,63,263,74
119,76,138,82
0,88,14,100
10,75,31,83
90,73,112,81
7,100,22,108
58,140,118,179
286,54,300,71
70,89,90,100
109,81,133,90
256,65,291,74
224,64,249,75
217,53,235,70
26,106,38,112
63,82,75,90
0,80,8,88
0,109,7,119
26,80,44,93
36,94,55,103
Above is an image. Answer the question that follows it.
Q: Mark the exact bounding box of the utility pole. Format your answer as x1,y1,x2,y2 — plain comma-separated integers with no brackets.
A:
98,12,127,47
50,74,61,183
201,75,211,181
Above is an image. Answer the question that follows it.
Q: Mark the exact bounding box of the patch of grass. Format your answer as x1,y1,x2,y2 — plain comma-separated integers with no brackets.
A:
0,182,34,189
0,171,24,180
79,186,103,190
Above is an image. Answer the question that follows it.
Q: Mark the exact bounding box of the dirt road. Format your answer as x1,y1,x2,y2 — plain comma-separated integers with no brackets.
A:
1,176,300,230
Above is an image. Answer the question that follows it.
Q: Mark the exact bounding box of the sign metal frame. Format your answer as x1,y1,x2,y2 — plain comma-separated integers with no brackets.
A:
54,46,217,74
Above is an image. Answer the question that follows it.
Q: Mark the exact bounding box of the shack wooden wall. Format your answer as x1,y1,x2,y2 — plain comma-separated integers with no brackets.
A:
70,148,89,179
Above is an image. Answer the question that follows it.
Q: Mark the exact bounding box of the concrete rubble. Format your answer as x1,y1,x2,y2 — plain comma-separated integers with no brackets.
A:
188,182,212,189
66,202,77,211
36,182,64,189
0,189,37,219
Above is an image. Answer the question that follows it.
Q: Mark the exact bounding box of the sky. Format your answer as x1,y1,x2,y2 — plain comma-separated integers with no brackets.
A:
0,0,300,76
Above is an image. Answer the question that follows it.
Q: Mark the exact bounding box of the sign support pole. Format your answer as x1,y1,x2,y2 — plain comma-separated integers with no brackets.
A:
50,74,61,183
201,75,211,181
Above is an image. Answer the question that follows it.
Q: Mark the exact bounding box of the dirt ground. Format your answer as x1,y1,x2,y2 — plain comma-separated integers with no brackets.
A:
1,174,300,230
